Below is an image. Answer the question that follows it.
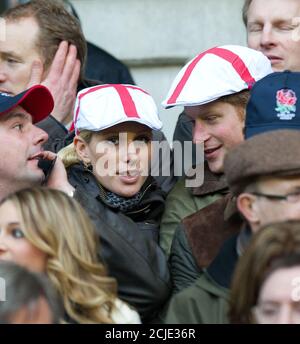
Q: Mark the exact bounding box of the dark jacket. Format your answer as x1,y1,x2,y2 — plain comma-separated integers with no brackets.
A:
36,78,97,153
68,163,171,322
164,234,239,324
173,112,196,172
85,41,135,85
170,193,242,294
58,0,134,85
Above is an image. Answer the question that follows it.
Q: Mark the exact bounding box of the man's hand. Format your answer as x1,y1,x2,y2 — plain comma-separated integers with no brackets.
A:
27,41,81,125
32,150,75,196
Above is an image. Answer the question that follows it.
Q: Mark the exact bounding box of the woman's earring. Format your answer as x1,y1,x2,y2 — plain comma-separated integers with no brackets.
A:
84,161,93,172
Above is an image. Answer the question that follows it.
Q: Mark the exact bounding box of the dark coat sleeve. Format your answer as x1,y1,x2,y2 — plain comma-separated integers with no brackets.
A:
36,115,72,153
85,41,135,85
169,223,202,294
173,112,197,173
173,112,193,143
151,130,177,195
74,187,171,323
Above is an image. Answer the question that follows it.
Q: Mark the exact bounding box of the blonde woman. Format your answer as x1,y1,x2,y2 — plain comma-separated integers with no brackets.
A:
58,84,170,322
0,187,140,324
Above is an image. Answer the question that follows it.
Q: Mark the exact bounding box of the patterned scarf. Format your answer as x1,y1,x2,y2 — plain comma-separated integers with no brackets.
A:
102,190,143,212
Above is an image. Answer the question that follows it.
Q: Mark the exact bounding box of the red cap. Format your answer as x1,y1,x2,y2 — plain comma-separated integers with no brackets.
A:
0,85,54,123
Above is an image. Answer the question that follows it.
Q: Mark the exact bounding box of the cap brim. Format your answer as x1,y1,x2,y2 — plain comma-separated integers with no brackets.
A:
112,117,163,131
0,85,54,123
245,125,300,139
76,117,163,135
162,95,226,109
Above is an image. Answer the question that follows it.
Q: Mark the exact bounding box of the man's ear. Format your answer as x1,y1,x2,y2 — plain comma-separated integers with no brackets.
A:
73,136,91,164
237,193,260,225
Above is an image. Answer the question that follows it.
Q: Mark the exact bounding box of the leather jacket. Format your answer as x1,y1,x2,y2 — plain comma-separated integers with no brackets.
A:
68,163,171,322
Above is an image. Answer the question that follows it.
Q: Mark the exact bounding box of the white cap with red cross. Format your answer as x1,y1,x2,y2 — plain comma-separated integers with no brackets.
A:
71,84,162,134
162,45,273,108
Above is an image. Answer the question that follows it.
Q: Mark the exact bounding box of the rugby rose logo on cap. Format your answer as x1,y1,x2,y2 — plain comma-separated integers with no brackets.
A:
276,89,297,120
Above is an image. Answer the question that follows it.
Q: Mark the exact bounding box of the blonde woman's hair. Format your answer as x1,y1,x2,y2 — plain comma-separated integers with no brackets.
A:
1,187,117,324
58,130,93,168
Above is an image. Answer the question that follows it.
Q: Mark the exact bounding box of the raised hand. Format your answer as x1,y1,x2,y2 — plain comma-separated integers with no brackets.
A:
27,41,81,125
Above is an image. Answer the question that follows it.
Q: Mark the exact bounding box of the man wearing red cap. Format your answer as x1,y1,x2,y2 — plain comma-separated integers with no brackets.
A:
0,0,175,195
0,85,74,201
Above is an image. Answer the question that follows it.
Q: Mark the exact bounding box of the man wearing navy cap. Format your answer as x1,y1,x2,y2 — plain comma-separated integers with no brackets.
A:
0,86,74,200
245,71,300,138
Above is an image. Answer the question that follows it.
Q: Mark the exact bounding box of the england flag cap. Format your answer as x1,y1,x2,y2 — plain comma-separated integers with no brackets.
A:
162,45,273,108
70,84,162,134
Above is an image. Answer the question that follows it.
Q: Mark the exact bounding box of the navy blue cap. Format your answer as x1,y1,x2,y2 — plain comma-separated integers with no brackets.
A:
245,71,300,139
0,85,54,123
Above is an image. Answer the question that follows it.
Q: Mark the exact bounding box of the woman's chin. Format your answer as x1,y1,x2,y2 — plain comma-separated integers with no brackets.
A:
113,182,142,198
116,187,140,198
100,175,147,197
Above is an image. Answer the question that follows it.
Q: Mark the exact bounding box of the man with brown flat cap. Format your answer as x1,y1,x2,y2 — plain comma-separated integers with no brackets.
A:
164,129,300,324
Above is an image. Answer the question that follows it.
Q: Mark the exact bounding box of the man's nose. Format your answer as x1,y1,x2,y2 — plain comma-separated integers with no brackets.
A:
0,65,7,83
193,121,210,144
276,307,294,324
0,237,8,257
260,25,276,48
32,126,49,146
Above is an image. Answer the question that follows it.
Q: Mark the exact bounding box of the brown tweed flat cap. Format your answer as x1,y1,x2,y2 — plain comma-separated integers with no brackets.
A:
224,129,300,195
